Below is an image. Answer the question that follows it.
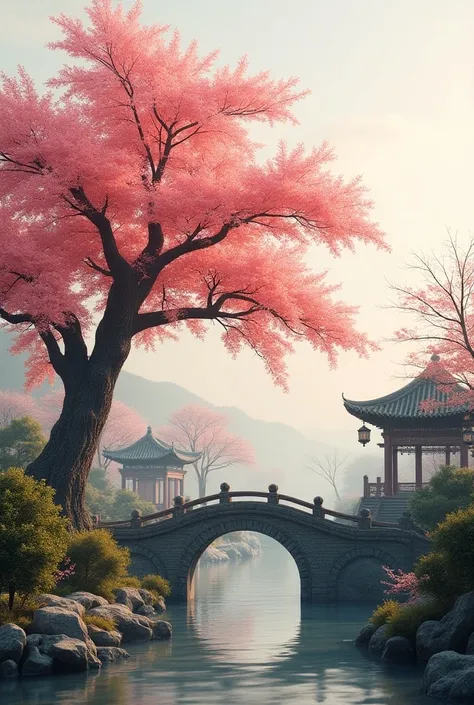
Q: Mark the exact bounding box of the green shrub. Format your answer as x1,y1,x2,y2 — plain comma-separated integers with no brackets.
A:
83,614,116,632
409,466,474,531
413,507,474,603
141,574,171,599
370,600,402,628
0,595,41,630
62,529,130,600
415,552,455,604
0,468,69,609
114,576,141,589
385,600,449,642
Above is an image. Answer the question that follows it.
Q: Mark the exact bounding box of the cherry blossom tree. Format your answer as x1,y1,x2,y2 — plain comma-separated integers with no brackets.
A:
0,390,38,428
392,236,474,408
37,390,146,469
0,1,386,528
161,405,254,497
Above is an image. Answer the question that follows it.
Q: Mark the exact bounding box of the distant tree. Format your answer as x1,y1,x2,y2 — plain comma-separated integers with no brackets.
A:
86,472,155,521
0,0,385,529
409,466,474,531
0,416,46,471
0,390,37,428
0,468,69,609
161,405,254,497
307,450,347,500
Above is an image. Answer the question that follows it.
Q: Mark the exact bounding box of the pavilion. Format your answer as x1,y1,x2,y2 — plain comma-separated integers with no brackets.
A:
103,426,201,509
343,354,471,498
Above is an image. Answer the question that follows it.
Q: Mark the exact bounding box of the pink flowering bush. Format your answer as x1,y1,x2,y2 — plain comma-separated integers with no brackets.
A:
382,566,422,603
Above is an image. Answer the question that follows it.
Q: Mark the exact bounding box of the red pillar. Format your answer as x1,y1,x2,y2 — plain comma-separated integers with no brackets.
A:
445,446,451,466
163,469,169,509
460,441,469,468
392,446,399,495
383,431,393,496
415,445,423,488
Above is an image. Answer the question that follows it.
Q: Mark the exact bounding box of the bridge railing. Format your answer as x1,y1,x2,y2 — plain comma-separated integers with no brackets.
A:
97,483,421,532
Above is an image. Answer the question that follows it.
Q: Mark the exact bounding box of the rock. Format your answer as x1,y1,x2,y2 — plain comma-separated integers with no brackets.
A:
381,636,414,665
96,647,130,664
87,624,122,647
368,624,390,657
29,607,89,643
36,594,86,617
22,646,53,677
221,544,242,560
113,588,145,612
355,623,377,648
466,632,474,655
87,604,152,643
153,596,166,614
0,623,26,664
0,659,18,679
136,604,158,619
424,651,474,700
48,638,91,672
65,592,109,610
417,592,474,662
26,634,42,648
201,545,229,563
138,589,154,606
152,620,172,640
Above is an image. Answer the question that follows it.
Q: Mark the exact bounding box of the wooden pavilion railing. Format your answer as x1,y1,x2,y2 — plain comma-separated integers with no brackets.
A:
97,483,419,532
363,475,430,498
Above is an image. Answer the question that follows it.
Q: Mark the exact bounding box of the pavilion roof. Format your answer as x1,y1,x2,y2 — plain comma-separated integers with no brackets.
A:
102,426,201,464
343,355,470,428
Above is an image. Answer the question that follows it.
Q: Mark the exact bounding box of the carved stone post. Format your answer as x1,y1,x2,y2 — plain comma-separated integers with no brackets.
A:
130,509,142,529
358,508,372,529
313,496,324,519
173,495,185,519
219,482,231,503
268,484,279,505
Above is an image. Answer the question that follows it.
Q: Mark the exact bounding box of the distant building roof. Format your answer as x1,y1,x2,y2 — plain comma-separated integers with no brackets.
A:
343,355,469,429
102,426,201,465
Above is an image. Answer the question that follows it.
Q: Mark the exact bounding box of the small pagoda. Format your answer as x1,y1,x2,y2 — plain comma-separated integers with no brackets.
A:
343,354,471,497
103,426,201,509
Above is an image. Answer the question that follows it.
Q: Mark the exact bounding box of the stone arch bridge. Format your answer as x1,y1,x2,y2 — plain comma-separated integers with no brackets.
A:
101,484,430,603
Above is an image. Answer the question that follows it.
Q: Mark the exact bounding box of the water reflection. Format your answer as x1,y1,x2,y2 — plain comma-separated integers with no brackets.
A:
0,537,443,705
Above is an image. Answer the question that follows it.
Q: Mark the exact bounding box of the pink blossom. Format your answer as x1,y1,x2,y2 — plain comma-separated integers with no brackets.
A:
382,565,421,603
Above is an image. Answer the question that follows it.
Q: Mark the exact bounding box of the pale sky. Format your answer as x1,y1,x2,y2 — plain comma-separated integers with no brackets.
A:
2,0,474,434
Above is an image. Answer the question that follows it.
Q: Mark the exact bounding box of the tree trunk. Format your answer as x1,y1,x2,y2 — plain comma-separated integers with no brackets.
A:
198,474,207,498
27,336,131,531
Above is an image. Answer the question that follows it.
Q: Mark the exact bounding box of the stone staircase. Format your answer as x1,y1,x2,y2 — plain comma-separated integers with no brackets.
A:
357,494,412,524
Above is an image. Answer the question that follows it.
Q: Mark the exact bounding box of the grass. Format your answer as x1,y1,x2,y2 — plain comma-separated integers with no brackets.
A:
0,595,42,631
385,600,449,642
83,614,116,632
141,574,171,599
369,600,402,628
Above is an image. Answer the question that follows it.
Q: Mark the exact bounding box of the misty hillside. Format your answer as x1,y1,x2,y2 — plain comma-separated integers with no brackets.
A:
0,331,360,502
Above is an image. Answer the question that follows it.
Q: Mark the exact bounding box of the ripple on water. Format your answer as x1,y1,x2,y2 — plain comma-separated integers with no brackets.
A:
0,540,444,705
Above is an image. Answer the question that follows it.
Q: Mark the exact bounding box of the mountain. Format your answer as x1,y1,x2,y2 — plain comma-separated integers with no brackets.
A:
0,331,345,501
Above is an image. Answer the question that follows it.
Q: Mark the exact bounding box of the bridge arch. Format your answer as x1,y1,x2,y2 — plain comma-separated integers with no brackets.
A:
326,547,398,602
176,516,312,601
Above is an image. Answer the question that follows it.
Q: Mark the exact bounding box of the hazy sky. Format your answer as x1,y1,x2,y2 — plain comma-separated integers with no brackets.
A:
2,0,474,434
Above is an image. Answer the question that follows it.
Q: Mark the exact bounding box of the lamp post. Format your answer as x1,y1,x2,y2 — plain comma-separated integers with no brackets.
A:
358,423,371,447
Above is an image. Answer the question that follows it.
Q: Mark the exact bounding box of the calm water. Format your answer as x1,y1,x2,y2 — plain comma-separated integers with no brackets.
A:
1,540,442,705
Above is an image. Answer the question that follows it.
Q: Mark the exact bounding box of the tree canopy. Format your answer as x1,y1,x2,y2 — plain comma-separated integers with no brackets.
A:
0,0,386,528
0,416,46,471
409,465,474,531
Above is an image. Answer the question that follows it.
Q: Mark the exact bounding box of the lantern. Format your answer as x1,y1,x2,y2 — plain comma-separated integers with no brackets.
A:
358,424,371,447
462,426,474,446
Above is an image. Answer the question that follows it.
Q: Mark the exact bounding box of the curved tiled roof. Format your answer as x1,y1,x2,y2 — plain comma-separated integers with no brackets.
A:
103,427,201,464
343,356,469,428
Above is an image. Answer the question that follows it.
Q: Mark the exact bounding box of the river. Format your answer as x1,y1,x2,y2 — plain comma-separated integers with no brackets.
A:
1,537,443,705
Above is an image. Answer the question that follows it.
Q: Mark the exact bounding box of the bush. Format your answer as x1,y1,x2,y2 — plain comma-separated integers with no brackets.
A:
0,595,41,630
0,468,69,609
385,600,449,642
61,529,130,600
83,614,116,632
115,576,141,588
141,574,171,598
409,466,474,531
415,552,454,604
370,600,402,628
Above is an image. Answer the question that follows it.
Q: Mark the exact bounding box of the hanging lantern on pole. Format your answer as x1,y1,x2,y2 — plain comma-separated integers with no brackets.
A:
358,424,371,447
